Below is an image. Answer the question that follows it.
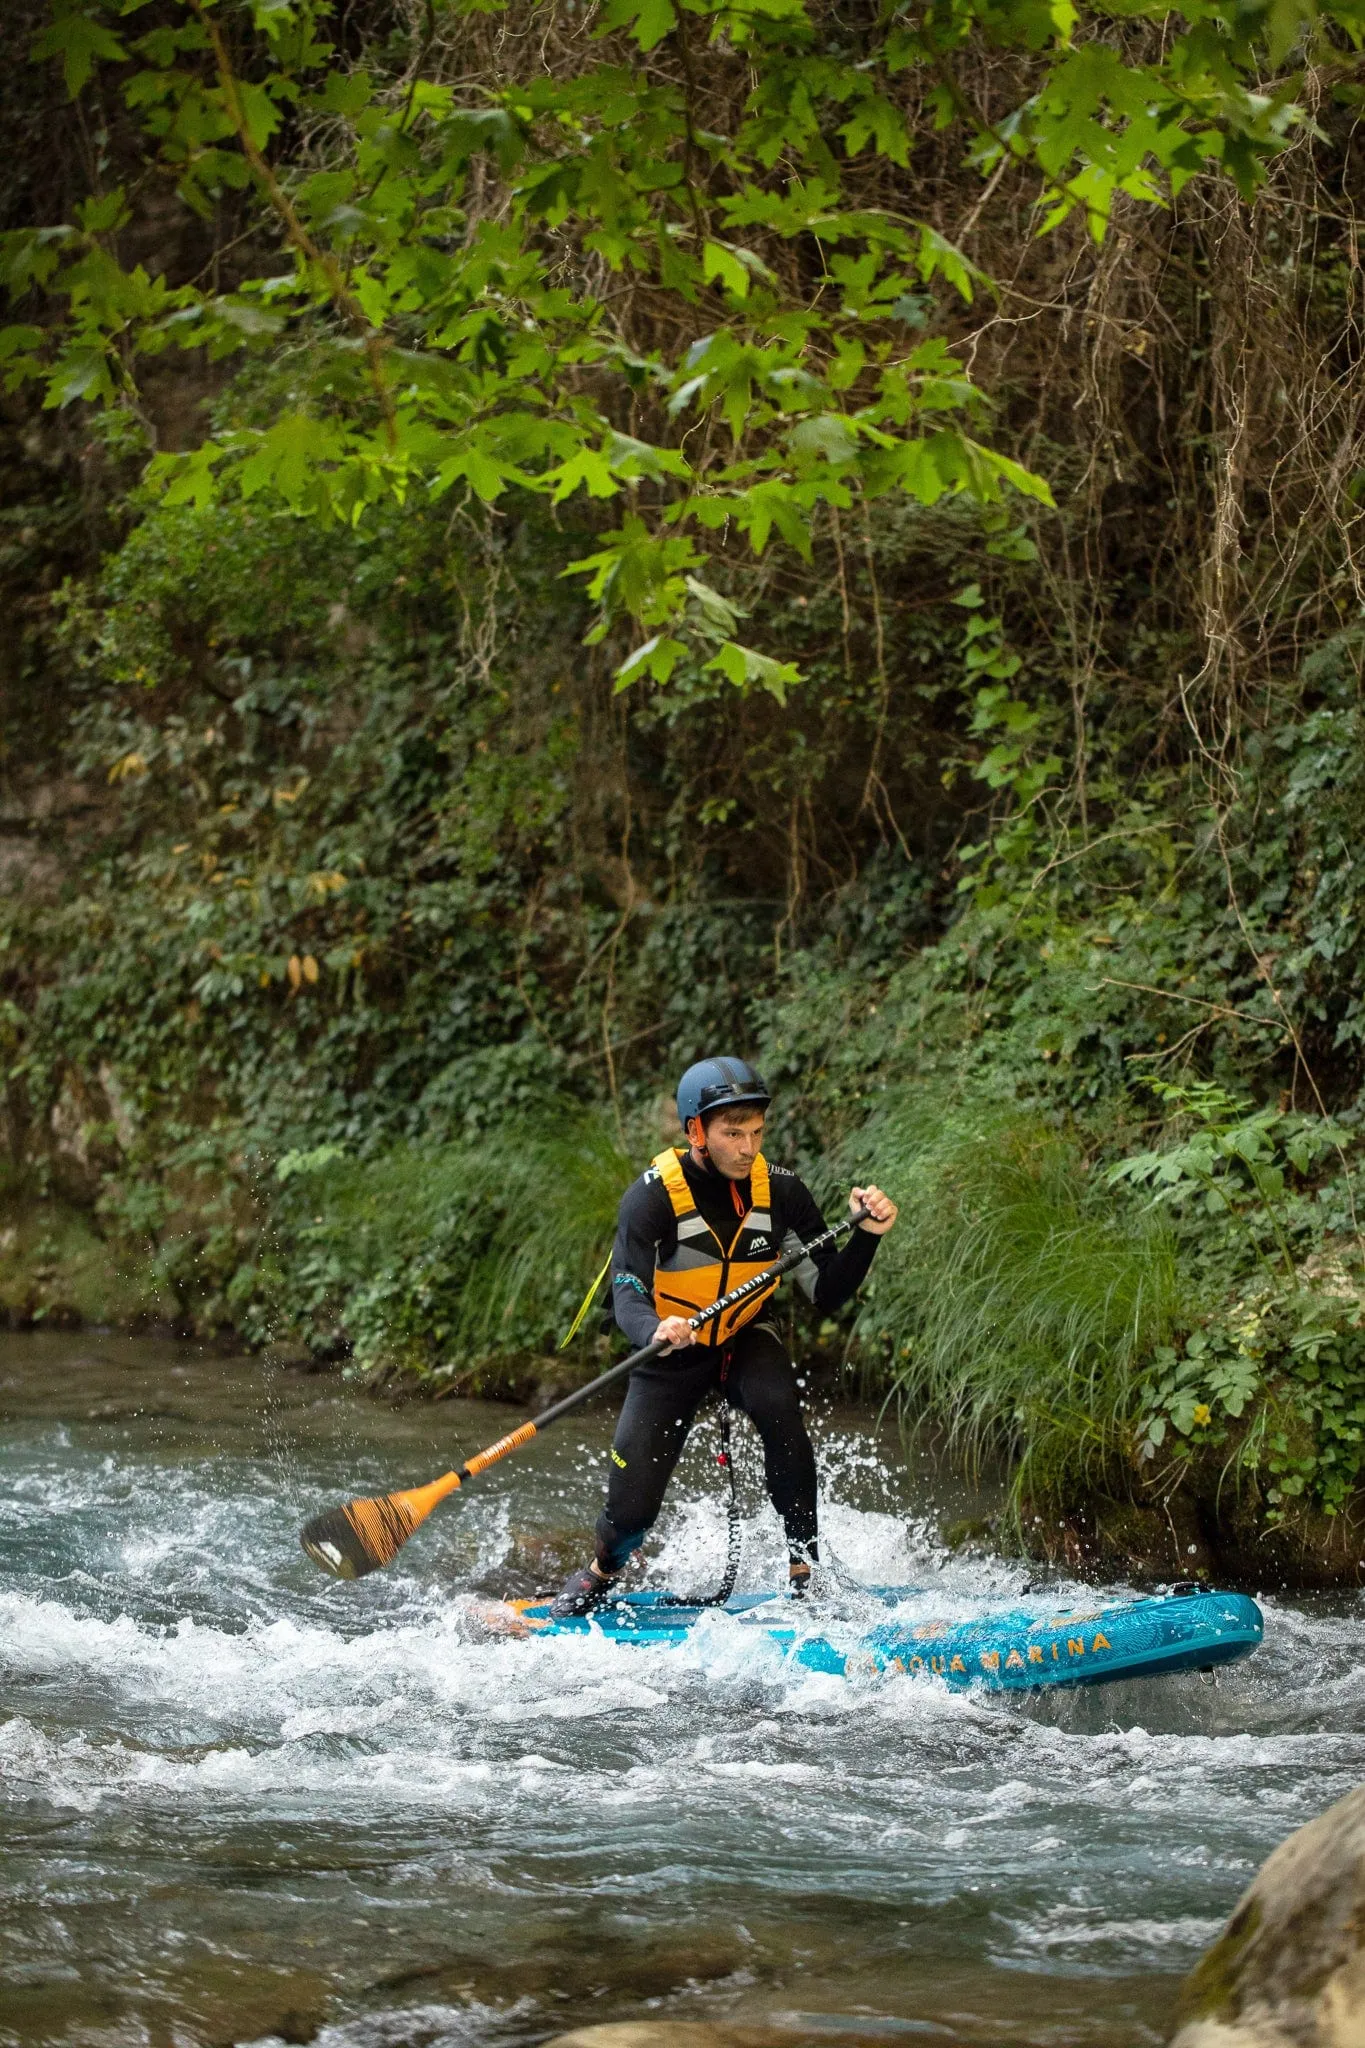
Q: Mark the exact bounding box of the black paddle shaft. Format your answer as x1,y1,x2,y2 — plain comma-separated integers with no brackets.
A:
526,1204,873,1435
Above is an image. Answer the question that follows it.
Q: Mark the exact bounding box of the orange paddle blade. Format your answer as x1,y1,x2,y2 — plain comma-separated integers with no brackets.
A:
299,1469,462,1579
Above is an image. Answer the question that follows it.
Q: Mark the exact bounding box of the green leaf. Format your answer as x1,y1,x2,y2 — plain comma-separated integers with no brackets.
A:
211,296,285,339
548,444,618,502
318,70,374,116
150,443,227,510
789,413,858,463
431,443,508,503
839,93,910,166
236,80,284,152
229,412,345,510
46,346,114,407
684,574,742,638
77,189,131,235
614,634,687,689
703,640,801,703
564,515,701,623
605,432,691,483
0,324,43,359
731,480,814,557
32,8,127,97
702,242,750,299
597,0,678,49
249,0,305,32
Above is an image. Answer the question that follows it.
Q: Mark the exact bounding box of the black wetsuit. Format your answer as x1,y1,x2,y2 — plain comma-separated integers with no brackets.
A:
593,1152,880,1574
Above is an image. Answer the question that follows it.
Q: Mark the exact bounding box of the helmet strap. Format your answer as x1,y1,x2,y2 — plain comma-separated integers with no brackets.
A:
685,1114,710,1166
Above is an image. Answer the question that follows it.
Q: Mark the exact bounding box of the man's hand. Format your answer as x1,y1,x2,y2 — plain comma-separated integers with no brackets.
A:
653,1314,696,1350
852,1185,897,1235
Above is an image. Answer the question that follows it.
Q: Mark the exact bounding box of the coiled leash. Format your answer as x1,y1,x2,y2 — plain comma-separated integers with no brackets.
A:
690,1185,748,1606
714,1191,747,1599
708,1350,744,1608
660,1345,744,1609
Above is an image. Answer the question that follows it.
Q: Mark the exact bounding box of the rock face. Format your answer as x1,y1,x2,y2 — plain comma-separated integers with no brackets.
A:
1172,1783,1365,2046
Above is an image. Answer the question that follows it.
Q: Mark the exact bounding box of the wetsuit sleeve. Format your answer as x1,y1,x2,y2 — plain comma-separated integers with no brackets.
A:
610,1173,674,1349
775,1170,879,1314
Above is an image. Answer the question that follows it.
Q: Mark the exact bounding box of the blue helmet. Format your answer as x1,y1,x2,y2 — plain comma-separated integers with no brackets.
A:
676,1057,771,1131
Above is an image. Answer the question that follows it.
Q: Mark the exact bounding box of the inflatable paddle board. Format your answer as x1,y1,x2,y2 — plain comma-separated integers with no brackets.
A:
503,1584,1263,1690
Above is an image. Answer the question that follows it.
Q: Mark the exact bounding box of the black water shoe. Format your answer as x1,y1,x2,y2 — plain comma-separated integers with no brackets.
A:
549,1562,618,1619
788,1560,812,1599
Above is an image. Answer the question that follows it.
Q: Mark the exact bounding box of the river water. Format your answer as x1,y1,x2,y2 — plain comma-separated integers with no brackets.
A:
0,1334,1355,2048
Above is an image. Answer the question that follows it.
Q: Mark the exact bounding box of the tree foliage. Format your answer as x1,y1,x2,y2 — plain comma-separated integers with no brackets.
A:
6,0,1358,691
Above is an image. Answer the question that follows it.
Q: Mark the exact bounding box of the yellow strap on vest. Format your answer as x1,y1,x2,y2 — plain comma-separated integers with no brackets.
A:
653,1148,694,1217
558,1251,612,1350
653,1148,770,1214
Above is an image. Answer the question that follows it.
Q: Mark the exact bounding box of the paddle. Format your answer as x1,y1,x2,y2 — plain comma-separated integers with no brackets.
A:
299,1203,873,1580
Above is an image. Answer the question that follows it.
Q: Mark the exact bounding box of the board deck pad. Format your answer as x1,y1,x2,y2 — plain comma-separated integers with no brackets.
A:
504,1585,1263,1690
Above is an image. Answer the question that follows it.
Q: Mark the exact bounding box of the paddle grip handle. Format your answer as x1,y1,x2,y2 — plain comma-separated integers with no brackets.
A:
460,1420,539,1478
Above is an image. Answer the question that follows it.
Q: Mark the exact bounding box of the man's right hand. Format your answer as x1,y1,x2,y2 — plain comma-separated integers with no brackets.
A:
653,1315,696,1351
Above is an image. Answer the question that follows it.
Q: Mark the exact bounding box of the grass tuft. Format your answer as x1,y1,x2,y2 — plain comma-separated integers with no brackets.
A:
452,1110,636,1351
845,1094,1184,1517
284,1107,637,1373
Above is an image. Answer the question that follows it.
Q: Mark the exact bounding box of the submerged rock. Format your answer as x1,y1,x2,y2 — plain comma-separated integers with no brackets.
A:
1171,1782,1365,2045
541,2030,873,2048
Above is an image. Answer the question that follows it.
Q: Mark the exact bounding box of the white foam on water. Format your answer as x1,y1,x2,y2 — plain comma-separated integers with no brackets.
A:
3,1502,1354,1818
0,1705,616,1813
645,1426,1021,1604
1001,1905,1229,1965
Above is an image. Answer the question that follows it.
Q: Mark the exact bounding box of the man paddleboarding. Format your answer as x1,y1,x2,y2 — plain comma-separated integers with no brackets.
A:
550,1056,898,1617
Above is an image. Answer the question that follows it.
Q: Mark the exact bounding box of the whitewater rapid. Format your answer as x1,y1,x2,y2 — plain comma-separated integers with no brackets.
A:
0,1334,1358,2048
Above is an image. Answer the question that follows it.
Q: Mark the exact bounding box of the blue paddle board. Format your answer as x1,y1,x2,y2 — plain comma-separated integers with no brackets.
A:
506,1584,1263,1690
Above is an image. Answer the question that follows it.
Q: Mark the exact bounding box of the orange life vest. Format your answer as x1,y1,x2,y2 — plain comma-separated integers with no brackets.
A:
650,1148,779,1345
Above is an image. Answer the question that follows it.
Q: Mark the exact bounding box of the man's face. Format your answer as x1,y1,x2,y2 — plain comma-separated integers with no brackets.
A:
689,1106,766,1179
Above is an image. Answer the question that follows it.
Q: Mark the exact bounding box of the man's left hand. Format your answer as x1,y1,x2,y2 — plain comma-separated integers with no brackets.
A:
851,1185,897,1235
